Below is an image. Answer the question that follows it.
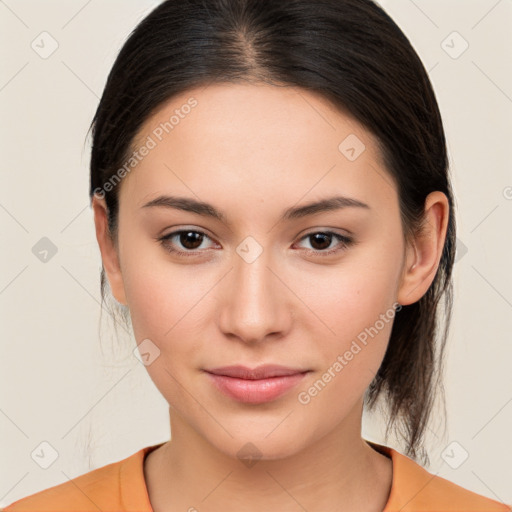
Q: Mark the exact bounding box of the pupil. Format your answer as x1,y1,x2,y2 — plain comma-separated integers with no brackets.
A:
181,231,202,249
311,233,331,250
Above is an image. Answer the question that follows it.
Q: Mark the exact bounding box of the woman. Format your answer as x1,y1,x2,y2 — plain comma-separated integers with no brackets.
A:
4,0,510,510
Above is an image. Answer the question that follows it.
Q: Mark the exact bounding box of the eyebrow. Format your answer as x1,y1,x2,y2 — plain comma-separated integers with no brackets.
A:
141,194,370,223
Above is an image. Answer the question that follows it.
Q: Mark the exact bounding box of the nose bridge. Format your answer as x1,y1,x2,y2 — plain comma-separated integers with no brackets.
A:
218,240,290,343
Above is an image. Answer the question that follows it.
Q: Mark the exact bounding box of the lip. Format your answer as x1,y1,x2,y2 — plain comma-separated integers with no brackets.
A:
204,365,310,404
206,364,308,379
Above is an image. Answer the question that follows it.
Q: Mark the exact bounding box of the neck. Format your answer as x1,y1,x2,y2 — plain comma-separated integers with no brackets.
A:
144,401,392,512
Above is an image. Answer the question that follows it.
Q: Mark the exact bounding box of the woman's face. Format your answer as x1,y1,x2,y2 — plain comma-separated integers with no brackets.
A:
96,83,418,460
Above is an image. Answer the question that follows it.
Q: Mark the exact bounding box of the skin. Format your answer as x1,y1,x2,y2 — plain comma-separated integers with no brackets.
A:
92,82,449,512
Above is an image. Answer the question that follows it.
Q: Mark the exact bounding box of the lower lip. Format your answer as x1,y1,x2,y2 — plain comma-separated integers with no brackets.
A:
205,372,309,404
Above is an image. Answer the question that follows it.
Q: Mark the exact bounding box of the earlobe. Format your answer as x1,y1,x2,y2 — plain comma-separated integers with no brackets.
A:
397,191,449,306
91,194,128,306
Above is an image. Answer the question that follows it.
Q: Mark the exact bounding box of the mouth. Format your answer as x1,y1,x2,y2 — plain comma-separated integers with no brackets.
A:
204,364,311,404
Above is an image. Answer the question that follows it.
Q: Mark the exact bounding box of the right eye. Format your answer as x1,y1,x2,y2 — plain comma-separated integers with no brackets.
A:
158,229,217,256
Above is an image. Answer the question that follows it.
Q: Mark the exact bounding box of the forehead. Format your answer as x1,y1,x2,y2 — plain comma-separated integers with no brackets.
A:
120,82,396,213
132,82,373,155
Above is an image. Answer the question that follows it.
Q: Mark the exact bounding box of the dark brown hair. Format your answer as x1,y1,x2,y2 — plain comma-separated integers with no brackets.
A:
88,0,455,465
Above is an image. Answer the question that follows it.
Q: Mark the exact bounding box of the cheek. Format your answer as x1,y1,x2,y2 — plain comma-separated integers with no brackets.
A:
119,224,208,339
124,264,209,344
295,276,399,416
122,266,172,340
295,241,402,344
292,235,403,400
122,263,208,407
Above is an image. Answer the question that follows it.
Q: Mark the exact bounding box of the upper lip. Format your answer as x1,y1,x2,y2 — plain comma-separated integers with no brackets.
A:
205,364,309,380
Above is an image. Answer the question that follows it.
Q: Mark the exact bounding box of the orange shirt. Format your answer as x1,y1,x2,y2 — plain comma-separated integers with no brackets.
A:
3,441,510,511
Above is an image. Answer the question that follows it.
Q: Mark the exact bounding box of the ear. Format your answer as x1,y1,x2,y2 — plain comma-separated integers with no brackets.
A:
397,191,450,306
91,194,127,306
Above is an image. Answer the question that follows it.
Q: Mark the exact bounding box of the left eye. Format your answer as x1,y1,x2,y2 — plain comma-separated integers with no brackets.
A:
158,230,353,257
295,231,353,255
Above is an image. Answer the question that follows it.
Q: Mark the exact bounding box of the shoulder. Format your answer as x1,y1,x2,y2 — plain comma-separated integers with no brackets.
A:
376,443,512,512
1,461,122,512
1,445,154,512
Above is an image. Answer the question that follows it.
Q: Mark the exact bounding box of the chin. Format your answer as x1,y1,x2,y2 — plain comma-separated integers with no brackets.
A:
205,427,312,464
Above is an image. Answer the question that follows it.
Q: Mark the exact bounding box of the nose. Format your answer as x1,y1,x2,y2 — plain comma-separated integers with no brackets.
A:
217,247,293,345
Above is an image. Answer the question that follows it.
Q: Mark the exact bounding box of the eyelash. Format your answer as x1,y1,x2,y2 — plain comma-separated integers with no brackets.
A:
157,229,354,258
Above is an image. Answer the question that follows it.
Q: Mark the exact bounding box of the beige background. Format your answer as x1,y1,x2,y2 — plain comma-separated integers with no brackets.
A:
1,0,511,506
